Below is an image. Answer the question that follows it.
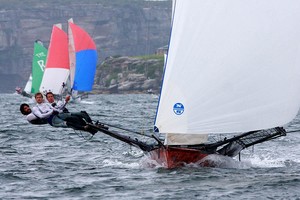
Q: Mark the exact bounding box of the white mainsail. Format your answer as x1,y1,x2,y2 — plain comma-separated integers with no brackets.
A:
155,0,300,140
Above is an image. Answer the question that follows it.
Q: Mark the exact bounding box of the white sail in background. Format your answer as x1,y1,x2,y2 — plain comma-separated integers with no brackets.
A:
24,74,32,94
155,0,300,138
39,24,70,95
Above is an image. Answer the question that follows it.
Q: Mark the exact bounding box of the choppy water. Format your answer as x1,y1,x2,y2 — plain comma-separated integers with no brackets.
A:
1,93,299,199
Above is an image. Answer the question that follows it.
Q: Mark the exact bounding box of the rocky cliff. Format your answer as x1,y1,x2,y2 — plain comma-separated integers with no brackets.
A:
0,0,171,93
94,55,164,94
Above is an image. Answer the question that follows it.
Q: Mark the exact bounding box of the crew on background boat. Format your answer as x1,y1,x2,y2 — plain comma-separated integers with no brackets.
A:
15,86,32,98
20,92,98,134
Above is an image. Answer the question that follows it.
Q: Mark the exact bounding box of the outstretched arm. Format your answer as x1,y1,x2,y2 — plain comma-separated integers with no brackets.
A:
55,98,69,112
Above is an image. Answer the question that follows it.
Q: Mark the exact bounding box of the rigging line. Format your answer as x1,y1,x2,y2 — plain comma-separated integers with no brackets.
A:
93,113,154,119
74,129,94,141
63,110,152,119
92,120,153,138
133,0,152,130
286,129,300,133
83,3,101,44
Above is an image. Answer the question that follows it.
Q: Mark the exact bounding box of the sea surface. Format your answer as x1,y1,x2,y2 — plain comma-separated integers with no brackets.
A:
0,93,299,200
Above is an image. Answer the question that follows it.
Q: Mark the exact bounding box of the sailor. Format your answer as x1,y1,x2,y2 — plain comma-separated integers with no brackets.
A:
15,86,32,98
45,91,70,113
19,103,48,125
20,92,97,134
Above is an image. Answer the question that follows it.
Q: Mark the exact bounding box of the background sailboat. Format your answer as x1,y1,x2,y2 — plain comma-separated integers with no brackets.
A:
16,40,47,98
68,19,97,101
15,75,33,98
31,40,48,94
39,24,70,96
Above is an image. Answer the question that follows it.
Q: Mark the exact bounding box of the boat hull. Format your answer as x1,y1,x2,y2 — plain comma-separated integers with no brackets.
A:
149,146,211,168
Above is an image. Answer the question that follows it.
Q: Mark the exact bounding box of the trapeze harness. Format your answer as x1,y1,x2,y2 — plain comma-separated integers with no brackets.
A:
28,112,48,125
35,104,58,126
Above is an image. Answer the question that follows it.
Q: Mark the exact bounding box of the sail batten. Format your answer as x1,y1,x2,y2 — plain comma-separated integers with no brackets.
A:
155,0,300,135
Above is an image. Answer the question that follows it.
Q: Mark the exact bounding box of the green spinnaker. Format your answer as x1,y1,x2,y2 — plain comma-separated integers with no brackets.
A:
31,41,48,94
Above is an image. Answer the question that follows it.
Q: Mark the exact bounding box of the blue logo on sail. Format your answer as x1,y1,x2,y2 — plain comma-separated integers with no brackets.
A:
173,103,184,115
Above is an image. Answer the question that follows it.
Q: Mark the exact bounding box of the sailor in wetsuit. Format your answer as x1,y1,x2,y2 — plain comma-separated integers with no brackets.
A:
19,92,97,134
